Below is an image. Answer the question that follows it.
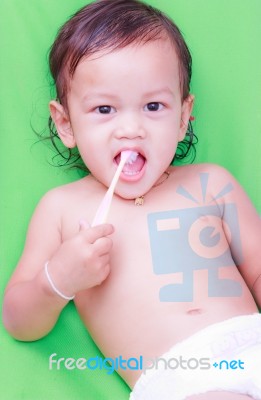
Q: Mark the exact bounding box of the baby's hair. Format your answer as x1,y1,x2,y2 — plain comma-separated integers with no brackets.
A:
47,0,197,169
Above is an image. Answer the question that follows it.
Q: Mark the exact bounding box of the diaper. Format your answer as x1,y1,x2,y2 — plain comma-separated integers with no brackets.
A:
130,313,261,400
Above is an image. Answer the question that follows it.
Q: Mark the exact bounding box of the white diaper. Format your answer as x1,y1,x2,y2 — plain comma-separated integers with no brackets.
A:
130,313,261,400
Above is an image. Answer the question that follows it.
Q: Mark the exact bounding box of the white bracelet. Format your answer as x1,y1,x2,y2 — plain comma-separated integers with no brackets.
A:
44,261,75,301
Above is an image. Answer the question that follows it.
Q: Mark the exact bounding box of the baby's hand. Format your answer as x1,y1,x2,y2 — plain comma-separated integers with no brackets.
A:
46,220,114,296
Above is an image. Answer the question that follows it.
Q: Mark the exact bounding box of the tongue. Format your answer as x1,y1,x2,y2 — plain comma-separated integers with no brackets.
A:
122,153,145,174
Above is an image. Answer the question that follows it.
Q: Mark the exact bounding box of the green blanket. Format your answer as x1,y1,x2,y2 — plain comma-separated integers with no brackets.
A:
1,1,260,399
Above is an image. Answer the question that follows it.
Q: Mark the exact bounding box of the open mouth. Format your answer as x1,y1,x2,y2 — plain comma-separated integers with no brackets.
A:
114,150,146,178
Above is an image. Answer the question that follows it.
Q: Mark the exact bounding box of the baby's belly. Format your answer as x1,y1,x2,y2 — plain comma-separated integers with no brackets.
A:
75,257,258,387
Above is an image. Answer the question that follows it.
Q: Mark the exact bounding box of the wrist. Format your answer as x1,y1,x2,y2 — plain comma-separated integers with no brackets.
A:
43,261,75,301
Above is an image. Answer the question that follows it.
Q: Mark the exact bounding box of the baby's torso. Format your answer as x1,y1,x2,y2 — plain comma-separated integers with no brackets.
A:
60,165,258,387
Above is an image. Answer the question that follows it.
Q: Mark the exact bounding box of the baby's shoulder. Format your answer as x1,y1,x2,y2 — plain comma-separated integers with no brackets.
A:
171,163,240,203
174,163,234,182
171,163,239,202
37,177,92,212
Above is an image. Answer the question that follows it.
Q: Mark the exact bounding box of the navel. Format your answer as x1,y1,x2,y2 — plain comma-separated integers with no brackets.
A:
187,308,204,315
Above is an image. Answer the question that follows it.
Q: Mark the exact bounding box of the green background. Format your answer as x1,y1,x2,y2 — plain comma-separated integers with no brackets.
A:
1,1,260,399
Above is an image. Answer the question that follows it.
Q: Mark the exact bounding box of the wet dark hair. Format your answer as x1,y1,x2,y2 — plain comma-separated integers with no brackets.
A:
47,0,197,169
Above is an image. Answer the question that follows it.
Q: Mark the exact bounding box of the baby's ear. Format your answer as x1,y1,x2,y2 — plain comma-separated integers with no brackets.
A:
179,94,194,141
49,100,76,148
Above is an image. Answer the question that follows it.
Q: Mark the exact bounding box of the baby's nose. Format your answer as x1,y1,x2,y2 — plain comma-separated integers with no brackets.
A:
114,113,146,139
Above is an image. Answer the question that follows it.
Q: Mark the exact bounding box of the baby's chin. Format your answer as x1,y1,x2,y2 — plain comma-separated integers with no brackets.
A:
112,182,150,201
114,190,144,201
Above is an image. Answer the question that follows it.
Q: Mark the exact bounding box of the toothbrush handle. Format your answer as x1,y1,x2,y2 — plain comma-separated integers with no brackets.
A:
91,156,126,226
91,190,113,226
108,156,126,193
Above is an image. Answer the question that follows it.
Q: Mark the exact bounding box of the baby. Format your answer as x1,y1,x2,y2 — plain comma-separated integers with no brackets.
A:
3,1,261,399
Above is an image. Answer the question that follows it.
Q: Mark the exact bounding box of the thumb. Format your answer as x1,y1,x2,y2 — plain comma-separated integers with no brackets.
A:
79,219,90,231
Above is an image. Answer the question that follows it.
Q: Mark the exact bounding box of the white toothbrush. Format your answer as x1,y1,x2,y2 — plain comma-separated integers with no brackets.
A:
92,150,137,226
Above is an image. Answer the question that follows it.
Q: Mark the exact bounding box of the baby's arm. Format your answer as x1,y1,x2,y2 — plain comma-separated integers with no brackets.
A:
212,165,261,307
2,189,114,341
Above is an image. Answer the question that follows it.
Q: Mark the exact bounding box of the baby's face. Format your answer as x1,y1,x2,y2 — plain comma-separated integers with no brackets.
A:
65,39,193,198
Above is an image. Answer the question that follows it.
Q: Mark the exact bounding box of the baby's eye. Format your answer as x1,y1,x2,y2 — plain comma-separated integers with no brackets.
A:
95,105,116,114
144,102,164,112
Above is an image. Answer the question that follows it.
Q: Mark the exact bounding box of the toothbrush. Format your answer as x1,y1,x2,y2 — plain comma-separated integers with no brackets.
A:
92,150,137,226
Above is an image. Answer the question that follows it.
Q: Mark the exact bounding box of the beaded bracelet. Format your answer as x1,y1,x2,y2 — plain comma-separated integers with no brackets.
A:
44,261,75,301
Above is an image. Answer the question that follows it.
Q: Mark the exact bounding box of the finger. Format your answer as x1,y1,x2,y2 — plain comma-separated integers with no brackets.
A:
84,224,114,244
93,263,110,286
92,237,113,255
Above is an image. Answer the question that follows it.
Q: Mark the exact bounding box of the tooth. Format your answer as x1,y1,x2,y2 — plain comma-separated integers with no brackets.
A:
124,170,139,175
